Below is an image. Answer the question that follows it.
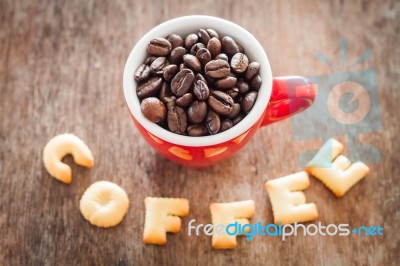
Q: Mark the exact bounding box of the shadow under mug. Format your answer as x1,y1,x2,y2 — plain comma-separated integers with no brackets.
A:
123,16,317,168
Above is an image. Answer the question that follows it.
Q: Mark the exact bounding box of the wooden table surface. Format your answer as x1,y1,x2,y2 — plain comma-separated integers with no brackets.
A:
1,0,399,265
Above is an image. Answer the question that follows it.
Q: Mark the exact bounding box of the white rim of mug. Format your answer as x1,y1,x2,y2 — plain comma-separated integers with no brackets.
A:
123,15,272,147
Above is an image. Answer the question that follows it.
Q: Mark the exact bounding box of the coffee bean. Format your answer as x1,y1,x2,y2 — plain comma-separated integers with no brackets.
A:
237,79,250,94
171,69,195,96
150,57,168,75
241,91,258,113
244,62,260,80
183,54,201,73
134,64,151,82
226,87,239,99
215,53,229,61
232,114,244,125
187,124,207,136
250,74,262,91
196,48,212,66
196,73,207,83
179,63,186,71
225,103,241,119
231,53,249,73
184,34,198,50
188,100,207,124
167,105,187,134
220,119,233,132
159,82,172,102
193,80,210,100
207,37,221,58
208,90,234,115
166,34,183,49
198,29,210,45
206,29,219,39
221,36,240,57
163,64,178,81
214,76,237,90
190,43,206,55
205,59,230,78
138,29,262,136
140,97,166,123
176,93,194,108
137,77,163,98
144,56,157,65
170,47,187,64
147,37,172,56
206,110,220,134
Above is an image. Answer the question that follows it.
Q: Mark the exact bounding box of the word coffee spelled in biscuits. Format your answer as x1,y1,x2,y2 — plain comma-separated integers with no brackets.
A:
265,172,318,225
43,133,94,184
210,200,255,249
306,138,370,197
143,197,189,245
80,181,129,228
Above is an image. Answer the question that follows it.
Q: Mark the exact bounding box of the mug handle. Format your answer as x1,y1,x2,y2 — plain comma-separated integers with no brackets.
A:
261,76,317,126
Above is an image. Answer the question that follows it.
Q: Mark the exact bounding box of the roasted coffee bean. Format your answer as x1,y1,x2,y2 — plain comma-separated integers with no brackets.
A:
220,119,233,132
198,29,210,45
206,29,219,39
137,77,163,98
150,57,168,75
244,62,260,80
250,74,262,91
140,97,166,123
193,80,210,100
167,105,187,134
137,29,262,136
176,93,194,108
215,53,229,61
232,114,244,125
144,56,157,65
188,100,207,124
231,53,249,73
196,73,207,83
205,59,230,78
184,34,198,50
190,43,206,55
226,87,239,99
214,76,237,90
187,124,207,136
183,54,201,73
170,47,187,64
208,90,234,115
206,110,220,134
166,34,183,49
196,48,212,66
225,103,241,119
147,37,172,56
237,79,250,94
134,64,151,82
207,37,222,58
221,36,240,57
171,69,195,96
163,64,178,81
241,91,258,113
159,82,172,102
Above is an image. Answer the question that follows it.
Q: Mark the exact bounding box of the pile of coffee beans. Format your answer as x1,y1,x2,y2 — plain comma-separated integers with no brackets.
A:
134,29,261,136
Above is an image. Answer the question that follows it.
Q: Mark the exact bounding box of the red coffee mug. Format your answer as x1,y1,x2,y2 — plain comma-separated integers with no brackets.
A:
123,16,316,168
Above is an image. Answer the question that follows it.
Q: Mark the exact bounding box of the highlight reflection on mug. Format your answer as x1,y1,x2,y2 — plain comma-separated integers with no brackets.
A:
291,39,382,166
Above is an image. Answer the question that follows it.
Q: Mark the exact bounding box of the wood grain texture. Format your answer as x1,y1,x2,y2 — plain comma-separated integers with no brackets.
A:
0,0,399,265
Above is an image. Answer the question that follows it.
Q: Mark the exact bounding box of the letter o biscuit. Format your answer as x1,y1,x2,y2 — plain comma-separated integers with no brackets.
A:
80,181,129,228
